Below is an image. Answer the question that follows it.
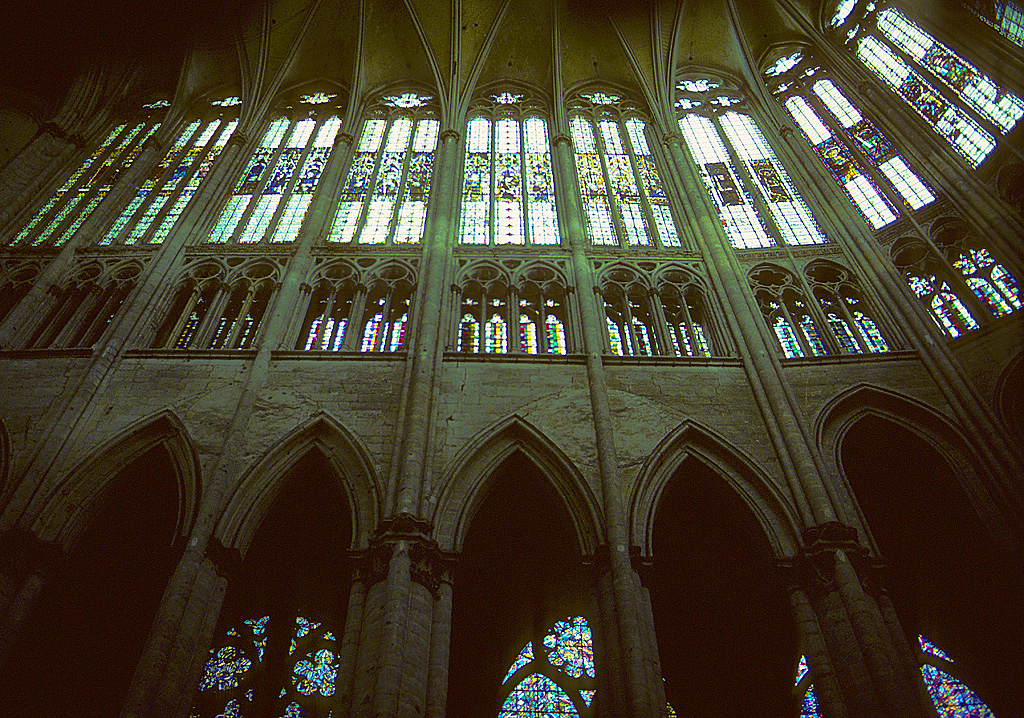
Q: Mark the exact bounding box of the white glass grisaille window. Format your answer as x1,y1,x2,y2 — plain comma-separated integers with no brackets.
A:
676,78,827,249
459,92,559,246
328,92,439,245
835,2,1022,168
209,93,343,244
10,107,167,247
766,49,935,230
569,92,681,248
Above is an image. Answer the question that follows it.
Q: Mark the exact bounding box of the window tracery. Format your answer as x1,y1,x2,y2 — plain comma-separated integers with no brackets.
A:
153,261,280,350
0,259,41,325
328,91,439,244
192,613,339,718
24,260,141,349
796,636,997,717
804,260,892,353
750,264,831,358
835,2,1022,168
454,261,570,355
459,91,559,246
766,48,936,230
676,77,827,249
656,266,721,358
102,97,241,245
210,93,344,244
568,92,681,248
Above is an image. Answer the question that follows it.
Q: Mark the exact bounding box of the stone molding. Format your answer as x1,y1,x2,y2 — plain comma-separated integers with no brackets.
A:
206,536,243,580
350,513,457,598
780,522,885,600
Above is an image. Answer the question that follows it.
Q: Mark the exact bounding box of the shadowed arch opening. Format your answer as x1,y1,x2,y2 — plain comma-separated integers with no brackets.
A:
0,445,180,717
841,415,1024,717
447,451,593,718
649,456,798,717
994,351,1024,446
193,448,353,718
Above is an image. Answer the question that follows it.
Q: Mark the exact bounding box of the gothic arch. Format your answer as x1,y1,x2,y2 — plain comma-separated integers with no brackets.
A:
215,413,381,556
431,415,602,555
630,419,801,558
814,383,1011,548
31,409,200,548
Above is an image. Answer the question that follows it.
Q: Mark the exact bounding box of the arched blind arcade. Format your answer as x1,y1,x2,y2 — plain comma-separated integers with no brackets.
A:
329,92,440,245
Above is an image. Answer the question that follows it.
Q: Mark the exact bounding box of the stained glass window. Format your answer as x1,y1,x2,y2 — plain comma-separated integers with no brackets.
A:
328,102,438,244
209,106,343,245
570,104,679,248
909,274,980,337
16,118,161,246
498,617,595,718
953,247,1022,316
193,614,339,718
458,102,558,246
797,637,997,718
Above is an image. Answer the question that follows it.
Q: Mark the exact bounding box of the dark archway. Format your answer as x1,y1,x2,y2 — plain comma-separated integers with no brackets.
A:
841,415,1024,717
0,444,180,716
192,448,353,718
648,457,798,717
446,451,592,718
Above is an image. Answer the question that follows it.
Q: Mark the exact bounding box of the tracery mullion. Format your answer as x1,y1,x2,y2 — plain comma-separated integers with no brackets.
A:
648,291,676,356
258,118,322,243
341,284,368,351
710,113,787,247
831,289,874,353
222,284,258,348
593,117,629,248
798,273,844,355
621,119,662,248
510,285,522,353
193,282,233,348
519,118,531,246
38,121,159,246
776,296,813,357
382,123,418,245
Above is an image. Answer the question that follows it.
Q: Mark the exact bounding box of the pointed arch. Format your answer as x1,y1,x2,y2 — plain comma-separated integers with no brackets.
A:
630,419,801,558
32,409,200,548
215,412,381,555
431,415,602,554
815,383,1013,548
994,350,1024,441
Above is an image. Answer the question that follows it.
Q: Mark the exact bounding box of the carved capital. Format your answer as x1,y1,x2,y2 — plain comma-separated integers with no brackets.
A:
351,514,456,598
337,132,356,146
39,122,67,140
552,133,572,147
206,536,242,580
0,529,63,582
587,544,649,584
226,132,250,148
440,129,461,143
780,522,883,600
661,132,684,147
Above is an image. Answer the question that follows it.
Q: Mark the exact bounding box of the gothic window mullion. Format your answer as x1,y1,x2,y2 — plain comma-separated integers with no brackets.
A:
137,118,231,245
621,120,662,248
383,123,417,246
593,118,629,248
71,285,122,347
796,271,844,355
648,290,675,357
677,289,700,357
13,123,131,244
922,238,994,325
194,282,234,348
166,284,205,349
510,285,522,354
711,114,787,247
259,118,323,244
50,284,101,348
229,119,298,244
778,296,814,357
222,284,258,349
800,87,914,217
831,289,873,353
42,121,160,247
308,283,335,350
489,121,498,245
519,119,532,246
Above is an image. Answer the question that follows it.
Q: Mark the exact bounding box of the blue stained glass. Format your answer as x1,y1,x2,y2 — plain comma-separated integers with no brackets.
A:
504,643,534,683
608,315,626,356
854,312,889,353
800,687,821,718
199,646,252,691
774,315,804,358
921,665,997,718
796,655,811,684
800,314,829,355
499,673,578,717
543,617,595,679
292,649,337,697
545,314,567,355
827,312,862,353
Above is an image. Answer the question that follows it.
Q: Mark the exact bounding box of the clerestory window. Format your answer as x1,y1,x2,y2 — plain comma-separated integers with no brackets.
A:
766,48,935,230
676,78,827,249
568,92,681,248
210,93,343,244
328,91,439,245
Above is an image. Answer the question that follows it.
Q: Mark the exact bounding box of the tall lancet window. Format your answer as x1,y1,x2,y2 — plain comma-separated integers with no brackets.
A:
766,48,935,230
209,92,344,244
833,2,1023,167
676,78,827,249
101,97,241,245
568,91,681,248
10,101,170,247
458,91,559,245
328,91,439,244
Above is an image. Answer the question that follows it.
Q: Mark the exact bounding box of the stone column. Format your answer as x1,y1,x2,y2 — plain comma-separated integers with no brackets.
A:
0,529,62,671
552,132,665,718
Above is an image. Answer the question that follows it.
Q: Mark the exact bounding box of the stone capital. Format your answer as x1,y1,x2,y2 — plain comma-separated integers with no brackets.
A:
779,522,884,600
552,133,572,147
440,129,461,143
205,536,242,580
226,132,250,149
350,514,457,598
